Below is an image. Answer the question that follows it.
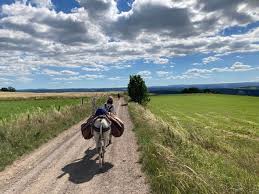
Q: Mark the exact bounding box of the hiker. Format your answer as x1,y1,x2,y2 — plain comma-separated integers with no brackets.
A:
117,93,120,99
104,96,116,115
104,96,115,144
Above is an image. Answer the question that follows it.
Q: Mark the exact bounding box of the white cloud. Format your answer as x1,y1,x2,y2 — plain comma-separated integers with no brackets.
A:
179,62,258,79
82,67,104,72
230,62,253,71
137,70,152,79
111,64,131,69
161,61,259,80
30,0,53,8
137,70,151,76
16,77,33,83
156,71,170,77
192,63,201,66
82,65,108,72
42,69,79,76
53,74,104,81
108,76,121,81
202,56,221,64
0,0,259,84
253,77,259,81
153,58,169,64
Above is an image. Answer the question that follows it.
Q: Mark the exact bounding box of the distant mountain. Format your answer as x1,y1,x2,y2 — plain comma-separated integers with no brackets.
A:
148,82,259,96
166,82,259,89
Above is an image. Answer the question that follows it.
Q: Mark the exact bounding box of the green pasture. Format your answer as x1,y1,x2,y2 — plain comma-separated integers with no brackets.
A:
130,94,259,193
0,96,107,171
0,98,86,120
149,94,259,136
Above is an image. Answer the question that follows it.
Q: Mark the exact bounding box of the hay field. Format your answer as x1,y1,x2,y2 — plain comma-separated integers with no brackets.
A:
0,92,111,100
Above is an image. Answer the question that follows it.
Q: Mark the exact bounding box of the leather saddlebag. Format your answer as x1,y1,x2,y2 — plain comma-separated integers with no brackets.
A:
107,115,125,137
81,116,95,139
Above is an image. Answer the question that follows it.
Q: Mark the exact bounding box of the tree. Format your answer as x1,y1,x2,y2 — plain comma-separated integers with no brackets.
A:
1,87,16,92
8,87,16,92
127,75,150,105
203,89,213,93
1,87,8,92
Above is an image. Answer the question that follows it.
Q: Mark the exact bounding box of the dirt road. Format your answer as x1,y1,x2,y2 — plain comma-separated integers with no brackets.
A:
0,99,149,194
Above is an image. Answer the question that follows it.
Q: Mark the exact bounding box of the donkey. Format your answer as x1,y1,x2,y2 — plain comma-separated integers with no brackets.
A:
92,115,111,168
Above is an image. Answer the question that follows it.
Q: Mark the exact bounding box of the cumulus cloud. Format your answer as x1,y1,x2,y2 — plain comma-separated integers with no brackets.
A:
156,71,170,77
180,62,258,79
53,74,104,81
137,70,152,79
202,56,221,64
82,64,109,72
29,0,53,8
15,0,53,8
0,0,259,85
42,69,79,76
108,76,122,81
159,61,258,80
144,57,170,65
230,62,254,71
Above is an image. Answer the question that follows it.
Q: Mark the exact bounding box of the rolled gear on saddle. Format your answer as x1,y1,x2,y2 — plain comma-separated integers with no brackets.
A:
92,115,111,132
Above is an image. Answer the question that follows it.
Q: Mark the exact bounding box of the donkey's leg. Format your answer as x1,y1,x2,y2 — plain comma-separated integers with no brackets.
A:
104,129,111,148
93,130,100,154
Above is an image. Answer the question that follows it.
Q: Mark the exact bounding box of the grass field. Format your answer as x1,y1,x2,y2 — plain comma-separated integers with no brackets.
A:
0,98,85,120
129,94,259,193
0,95,106,171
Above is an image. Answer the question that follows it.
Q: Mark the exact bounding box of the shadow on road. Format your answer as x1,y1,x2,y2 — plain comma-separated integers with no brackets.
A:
57,148,113,184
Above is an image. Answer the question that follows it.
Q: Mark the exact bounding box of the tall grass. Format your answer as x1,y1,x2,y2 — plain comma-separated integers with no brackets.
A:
0,96,106,171
129,102,259,194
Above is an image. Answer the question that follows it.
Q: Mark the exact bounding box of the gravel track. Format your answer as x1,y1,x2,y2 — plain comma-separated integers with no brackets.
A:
0,99,149,194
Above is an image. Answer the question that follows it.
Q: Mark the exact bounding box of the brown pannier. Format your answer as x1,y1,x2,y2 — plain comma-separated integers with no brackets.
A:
81,116,95,139
107,114,124,137
81,114,125,139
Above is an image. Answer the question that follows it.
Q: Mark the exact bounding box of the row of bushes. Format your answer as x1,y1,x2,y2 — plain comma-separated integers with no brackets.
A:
1,87,16,92
182,87,214,94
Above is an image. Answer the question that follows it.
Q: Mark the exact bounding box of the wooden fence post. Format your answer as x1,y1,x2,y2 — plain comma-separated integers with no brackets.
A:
92,97,96,115
81,98,84,105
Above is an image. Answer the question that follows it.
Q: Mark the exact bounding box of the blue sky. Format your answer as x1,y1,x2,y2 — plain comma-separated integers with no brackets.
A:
0,0,259,89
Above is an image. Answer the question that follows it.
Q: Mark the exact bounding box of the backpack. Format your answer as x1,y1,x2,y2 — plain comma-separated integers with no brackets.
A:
95,107,108,116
